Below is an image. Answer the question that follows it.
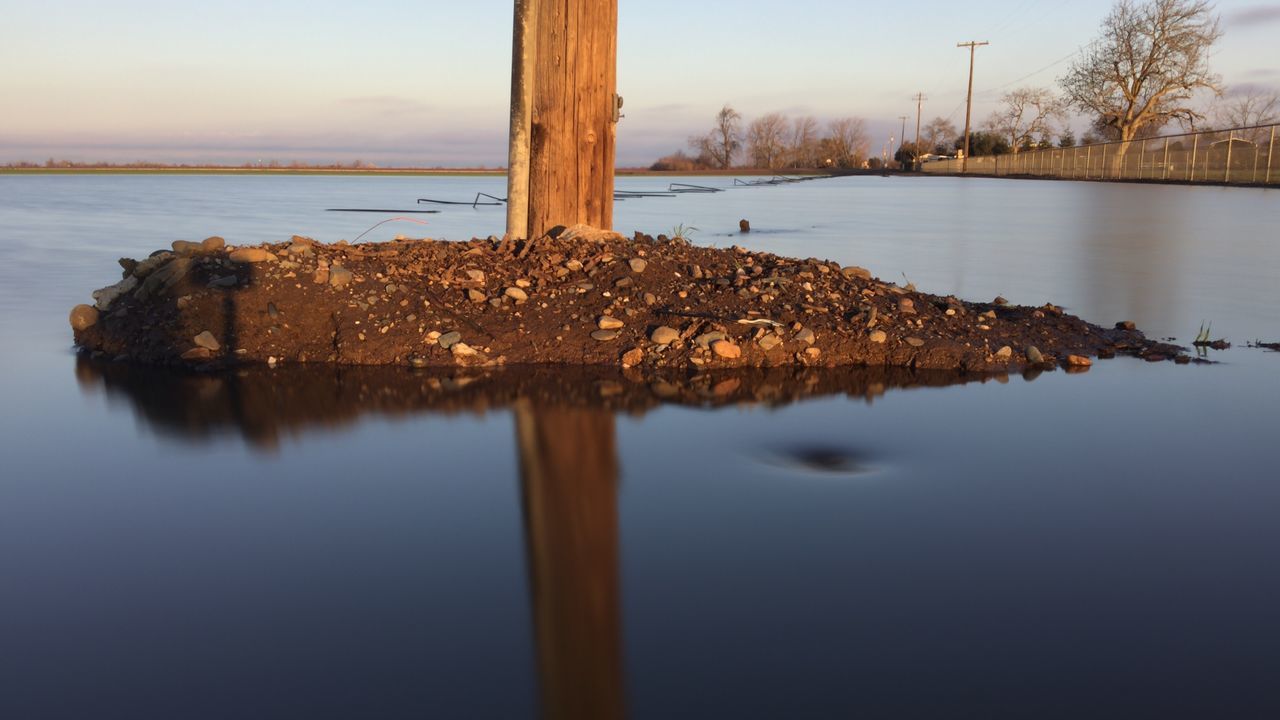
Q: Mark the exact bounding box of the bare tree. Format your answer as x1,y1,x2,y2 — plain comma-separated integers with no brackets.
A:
787,116,820,168
985,87,1064,152
746,113,790,169
919,117,958,155
689,105,743,169
1211,87,1279,128
826,117,870,168
1059,0,1222,143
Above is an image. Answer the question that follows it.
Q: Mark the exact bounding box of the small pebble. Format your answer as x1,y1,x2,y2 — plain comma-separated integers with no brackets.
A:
650,326,680,345
711,340,742,359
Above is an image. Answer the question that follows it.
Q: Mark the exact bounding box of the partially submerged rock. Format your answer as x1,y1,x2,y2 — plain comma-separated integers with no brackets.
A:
71,231,1185,372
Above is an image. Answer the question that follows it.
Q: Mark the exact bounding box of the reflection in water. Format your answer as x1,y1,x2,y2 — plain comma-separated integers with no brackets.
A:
73,357,992,450
516,402,624,720
72,357,996,718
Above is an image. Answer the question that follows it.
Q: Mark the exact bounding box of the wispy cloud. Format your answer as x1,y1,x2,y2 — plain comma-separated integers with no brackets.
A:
1228,5,1280,27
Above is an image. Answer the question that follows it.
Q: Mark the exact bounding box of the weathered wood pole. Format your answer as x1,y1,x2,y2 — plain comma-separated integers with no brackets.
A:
506,0,536,241
507,0,619,240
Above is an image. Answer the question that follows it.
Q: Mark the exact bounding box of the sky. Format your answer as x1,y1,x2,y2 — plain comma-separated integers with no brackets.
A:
2,0,1277,166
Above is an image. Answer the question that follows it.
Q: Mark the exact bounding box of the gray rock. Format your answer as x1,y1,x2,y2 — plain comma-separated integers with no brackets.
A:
758,334,782,351
329,266,353,288
995,345,1013,359
92,275,139,311
906,337,925,347
629,257,648,273
1026,346,1044,364
795,328,816,345
650,326,680,345
591,329,619,342
695,331,727,349
201,236,226,251
437,331,462,349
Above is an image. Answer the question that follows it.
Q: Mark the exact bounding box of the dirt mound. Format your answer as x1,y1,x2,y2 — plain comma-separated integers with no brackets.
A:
70,229,1185,372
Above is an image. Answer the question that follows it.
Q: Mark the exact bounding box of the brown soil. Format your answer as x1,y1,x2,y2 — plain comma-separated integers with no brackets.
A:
70,228,1185,372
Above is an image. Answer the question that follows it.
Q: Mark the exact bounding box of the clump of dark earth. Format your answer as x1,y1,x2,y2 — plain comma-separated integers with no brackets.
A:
70,226,1187,373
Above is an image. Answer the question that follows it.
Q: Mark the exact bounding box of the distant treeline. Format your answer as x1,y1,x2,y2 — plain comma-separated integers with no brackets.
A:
2,159,497,172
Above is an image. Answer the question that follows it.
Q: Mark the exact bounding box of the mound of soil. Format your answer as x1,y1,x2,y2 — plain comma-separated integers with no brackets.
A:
70,228,1185,372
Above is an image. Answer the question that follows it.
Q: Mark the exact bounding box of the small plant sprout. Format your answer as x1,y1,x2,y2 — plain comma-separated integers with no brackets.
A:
1194,321,1212,345
670,223,699,243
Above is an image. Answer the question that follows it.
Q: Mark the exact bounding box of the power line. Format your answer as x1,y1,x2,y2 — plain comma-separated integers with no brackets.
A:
977,43,1091,97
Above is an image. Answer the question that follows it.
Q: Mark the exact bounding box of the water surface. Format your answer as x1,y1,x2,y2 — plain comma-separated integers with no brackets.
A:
1,174,1277,717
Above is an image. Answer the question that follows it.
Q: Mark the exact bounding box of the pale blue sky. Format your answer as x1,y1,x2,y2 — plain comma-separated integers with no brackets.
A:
2,0,1276,165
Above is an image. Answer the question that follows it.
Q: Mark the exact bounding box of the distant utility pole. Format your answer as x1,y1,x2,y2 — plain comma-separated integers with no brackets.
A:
897,115,909,164
956,40,989,174
912,92,926,168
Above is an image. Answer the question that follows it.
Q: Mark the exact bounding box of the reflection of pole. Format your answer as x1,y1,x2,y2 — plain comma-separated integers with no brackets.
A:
957,40,988,174
515,402,624,720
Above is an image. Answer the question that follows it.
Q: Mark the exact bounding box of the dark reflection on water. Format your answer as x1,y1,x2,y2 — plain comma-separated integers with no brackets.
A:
69,358,991,719
73,357,987,450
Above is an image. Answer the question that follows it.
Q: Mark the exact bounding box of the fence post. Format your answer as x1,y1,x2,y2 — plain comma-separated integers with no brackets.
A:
1268,126,1276,185
1182,134,1192,180
1086,145,1092,179
1139,140,1147,180
1103,144,1109,179
1225,133,1234,183
1163,137,1170,181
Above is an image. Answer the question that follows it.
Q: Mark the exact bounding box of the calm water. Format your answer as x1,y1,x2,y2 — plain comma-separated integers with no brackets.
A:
1,174,1278,718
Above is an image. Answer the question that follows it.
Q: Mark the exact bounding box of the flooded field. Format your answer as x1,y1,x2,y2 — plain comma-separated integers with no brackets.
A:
1,174,1277,717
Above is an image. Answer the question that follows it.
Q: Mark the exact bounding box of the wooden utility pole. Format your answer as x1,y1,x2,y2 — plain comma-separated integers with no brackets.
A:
912,92,926,168
957,41,989,174
507,0,620,241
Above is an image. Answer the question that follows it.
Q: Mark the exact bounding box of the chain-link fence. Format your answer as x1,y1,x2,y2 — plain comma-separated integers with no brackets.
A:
920,123,1279,186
